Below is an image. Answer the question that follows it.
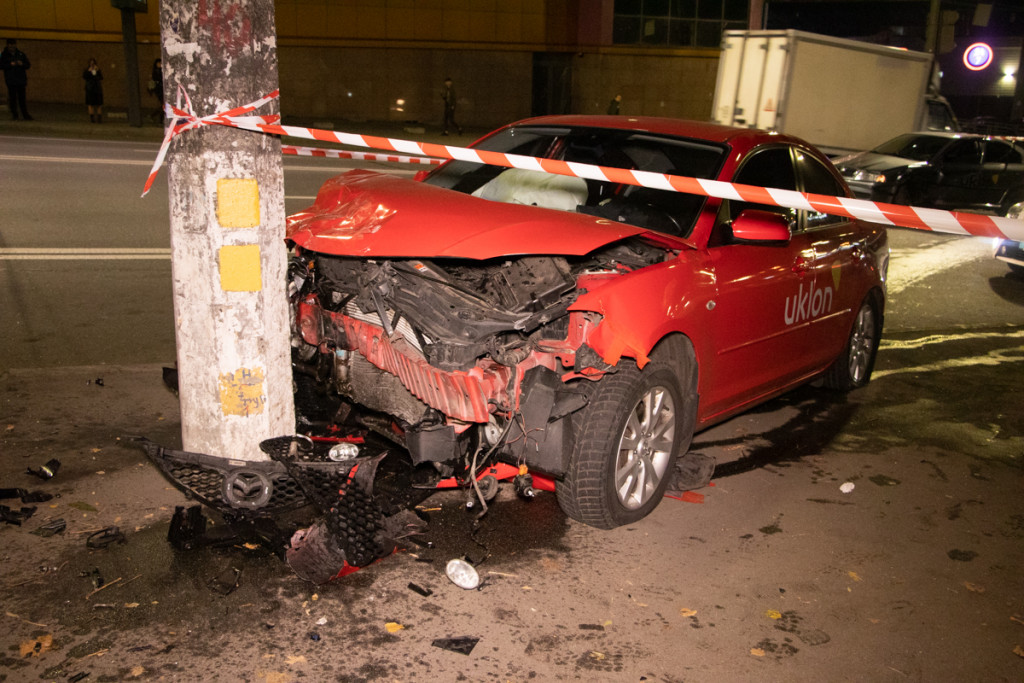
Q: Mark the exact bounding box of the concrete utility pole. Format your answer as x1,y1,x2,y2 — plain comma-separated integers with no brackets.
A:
159,0,294,461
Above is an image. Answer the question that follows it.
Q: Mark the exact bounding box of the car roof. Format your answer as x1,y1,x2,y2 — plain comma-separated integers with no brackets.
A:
504,115,800,152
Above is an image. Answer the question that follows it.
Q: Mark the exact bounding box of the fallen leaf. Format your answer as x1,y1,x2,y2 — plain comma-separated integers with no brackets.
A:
6,424,14,431
129,665,145,677
20,634,53,657
603,620,613,627
385,622,405,633
963,581,985,593
869,618,881,624
311,593,319,601
1014,645,1024,659
124,603,139,609
765,609,782,620
285,655,307,665
848,571,862,582
589,651,606,661
679,608,698,618
1011,614,1024,626
750,648,766,657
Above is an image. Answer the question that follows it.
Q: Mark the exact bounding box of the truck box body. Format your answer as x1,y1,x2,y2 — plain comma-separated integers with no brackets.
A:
712,30,941,153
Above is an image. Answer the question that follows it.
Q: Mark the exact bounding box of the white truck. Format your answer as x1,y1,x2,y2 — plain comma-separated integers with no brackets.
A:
711,29,958,154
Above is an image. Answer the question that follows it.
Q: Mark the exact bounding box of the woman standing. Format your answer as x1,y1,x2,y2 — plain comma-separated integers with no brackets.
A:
83,58,103,123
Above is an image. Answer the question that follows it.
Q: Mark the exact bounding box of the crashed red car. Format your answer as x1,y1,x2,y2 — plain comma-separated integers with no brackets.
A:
286,116,889,530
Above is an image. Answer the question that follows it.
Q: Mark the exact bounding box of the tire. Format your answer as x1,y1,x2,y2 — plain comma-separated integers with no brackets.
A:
557,339,698,529
823,295,880,391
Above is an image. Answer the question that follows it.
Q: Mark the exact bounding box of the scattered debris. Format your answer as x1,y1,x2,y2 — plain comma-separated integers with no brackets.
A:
86,527,126,549
308,632,321,642
0,487,53,503
1,504,37,525
31,518,67,537
408,582,433,597
207,567,241,595
840,482,855,493
666,451,715,496
26,459,61,480
315,617,328,626
431,636,479,655
167,505,208,551
445,559,481,590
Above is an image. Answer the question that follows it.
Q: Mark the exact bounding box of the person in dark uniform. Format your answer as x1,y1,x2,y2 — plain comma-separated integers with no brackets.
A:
607,94,622,115
441,76,462,136
1,38,32,120
83,58,104,123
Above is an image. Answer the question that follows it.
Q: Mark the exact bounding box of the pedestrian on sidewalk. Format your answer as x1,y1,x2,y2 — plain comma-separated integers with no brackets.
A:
83,58,104,123
1,38,32,121
441,76,462,136
148,58,164,122
607,94,622,115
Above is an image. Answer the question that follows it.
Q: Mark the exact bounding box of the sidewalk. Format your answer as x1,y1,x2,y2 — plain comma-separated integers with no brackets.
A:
0,100,482,147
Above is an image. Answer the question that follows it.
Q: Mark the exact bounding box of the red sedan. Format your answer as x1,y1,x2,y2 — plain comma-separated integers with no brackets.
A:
287,116,889,529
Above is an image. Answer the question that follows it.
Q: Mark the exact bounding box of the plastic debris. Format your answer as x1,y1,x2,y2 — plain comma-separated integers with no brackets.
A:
69,673,90,682
408,582,433,597
309,632,321,642
167,505,208,551
32,518,66,537
0,488,53,503
431,636,479,655
26,459,61,480
840,482,855,493
445,559,480,590
86,527,126,549
0,504,37,525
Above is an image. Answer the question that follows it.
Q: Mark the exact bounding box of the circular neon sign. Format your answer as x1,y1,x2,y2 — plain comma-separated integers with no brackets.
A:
963,42,993,71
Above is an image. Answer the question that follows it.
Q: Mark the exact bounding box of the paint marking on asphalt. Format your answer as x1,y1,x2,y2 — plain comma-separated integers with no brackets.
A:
0,248,171,261
880,329,1024,350
886,237,993,295
0,154,157,166
873,344,1024,380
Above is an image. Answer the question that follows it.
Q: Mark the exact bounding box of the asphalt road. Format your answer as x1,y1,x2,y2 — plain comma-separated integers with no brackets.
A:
1,133,1022,682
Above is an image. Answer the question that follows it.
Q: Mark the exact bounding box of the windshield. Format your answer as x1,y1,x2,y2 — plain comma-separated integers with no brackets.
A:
424,125,727,238
872,134,952,161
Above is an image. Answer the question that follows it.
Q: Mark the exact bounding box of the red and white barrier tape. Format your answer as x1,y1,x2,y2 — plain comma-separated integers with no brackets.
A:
281,144,442,166
144,90,1024,243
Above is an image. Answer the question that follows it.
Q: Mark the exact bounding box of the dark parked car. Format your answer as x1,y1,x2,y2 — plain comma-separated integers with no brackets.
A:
834,132,1024,217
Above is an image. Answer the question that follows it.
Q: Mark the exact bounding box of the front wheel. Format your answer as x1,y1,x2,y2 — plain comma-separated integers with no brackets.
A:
557,343,698,529
823,296,881,391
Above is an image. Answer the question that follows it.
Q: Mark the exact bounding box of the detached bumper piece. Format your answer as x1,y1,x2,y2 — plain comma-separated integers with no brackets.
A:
260,436,395,583
132,437,307,515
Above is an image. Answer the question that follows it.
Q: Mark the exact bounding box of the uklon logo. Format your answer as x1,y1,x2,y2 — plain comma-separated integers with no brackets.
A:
784,262,842,326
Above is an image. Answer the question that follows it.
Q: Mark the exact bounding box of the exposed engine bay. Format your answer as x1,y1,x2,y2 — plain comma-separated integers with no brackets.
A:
290,237,670,479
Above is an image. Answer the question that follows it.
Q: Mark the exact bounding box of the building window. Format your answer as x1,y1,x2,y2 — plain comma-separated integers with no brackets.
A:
613,0,748,47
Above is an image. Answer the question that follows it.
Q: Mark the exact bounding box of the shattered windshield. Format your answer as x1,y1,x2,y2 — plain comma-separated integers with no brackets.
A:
424,125,727,238
872,134,952,161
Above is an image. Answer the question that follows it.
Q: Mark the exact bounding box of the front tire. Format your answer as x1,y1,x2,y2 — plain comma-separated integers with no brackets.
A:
557,341,698,529
823,295,880,391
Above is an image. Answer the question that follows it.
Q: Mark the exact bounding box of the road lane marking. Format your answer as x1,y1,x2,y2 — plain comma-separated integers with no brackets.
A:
0,153,415,176
0,248,171,260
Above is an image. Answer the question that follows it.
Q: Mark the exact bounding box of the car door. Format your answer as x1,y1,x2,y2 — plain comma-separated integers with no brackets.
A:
982,140,1024,212
702,145,821,419
929,138,986,210
791,149,869,372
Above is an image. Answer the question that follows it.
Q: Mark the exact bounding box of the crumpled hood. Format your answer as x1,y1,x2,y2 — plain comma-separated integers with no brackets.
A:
286,170,690,259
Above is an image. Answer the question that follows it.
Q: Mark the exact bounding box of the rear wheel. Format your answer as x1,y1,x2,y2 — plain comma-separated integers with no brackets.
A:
823,296,880,391
557,340,698,529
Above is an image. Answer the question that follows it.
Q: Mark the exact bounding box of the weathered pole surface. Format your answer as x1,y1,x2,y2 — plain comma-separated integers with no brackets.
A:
159,0,294,461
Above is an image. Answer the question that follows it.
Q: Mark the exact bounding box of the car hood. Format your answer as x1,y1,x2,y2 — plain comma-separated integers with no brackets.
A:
286,170,690,259
835,152,914,174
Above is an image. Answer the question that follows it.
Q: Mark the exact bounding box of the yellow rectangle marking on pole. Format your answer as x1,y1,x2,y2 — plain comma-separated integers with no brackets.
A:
218,245,263,291
218,367,267,417
216,178,261,228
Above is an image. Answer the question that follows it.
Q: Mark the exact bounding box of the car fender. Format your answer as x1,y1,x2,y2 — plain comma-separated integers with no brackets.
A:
568,251,715,369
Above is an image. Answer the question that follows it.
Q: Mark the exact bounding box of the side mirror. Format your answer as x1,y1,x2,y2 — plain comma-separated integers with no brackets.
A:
732,209,791,243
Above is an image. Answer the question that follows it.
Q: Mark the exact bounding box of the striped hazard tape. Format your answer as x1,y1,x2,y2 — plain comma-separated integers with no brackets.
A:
282,144,443,166
143,89,1024,243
